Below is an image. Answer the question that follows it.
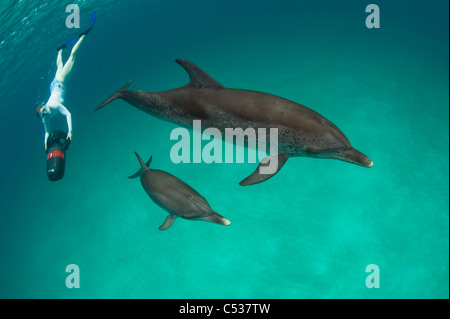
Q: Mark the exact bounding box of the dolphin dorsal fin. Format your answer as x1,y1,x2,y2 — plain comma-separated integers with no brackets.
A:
176,59,224,89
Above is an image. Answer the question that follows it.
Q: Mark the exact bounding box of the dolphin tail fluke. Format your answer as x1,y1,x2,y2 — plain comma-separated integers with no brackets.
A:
201,211,231,226
128,171,140,179
89,81,131,114
129,152,152,178
159,214,177,230
239,153,289,186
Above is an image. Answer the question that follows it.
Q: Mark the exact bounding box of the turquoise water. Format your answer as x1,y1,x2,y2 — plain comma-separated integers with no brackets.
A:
0,0,448,299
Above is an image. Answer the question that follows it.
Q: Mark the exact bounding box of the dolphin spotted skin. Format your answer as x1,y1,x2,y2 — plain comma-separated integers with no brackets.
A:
92,59,373,185
129,152,230,230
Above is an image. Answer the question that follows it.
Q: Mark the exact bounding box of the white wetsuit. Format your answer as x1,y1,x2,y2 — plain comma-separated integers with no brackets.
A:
41,78,72,147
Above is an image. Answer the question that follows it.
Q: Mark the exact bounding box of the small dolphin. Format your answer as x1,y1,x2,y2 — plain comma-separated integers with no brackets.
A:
92,59,373,186
129,152,230,230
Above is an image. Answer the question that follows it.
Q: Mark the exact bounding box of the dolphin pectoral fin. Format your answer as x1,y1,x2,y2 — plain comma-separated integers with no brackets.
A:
239,153,289,186
159,214,177,230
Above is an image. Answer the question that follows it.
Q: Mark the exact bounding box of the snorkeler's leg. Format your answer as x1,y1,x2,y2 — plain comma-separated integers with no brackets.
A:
56,35,85,83
56,49,63,73
70,34,86,57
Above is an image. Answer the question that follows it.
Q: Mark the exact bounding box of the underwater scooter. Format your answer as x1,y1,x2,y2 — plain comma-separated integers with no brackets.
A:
46,130,71,181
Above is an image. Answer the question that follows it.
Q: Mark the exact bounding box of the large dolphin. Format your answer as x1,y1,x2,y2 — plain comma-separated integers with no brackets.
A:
92,59,373,185
129,152,230,230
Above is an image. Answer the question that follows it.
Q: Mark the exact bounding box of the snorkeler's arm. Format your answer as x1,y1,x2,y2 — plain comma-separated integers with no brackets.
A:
42,118,51,151
58,103,73,139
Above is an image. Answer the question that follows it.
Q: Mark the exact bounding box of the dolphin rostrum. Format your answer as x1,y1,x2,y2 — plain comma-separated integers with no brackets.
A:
92,59,373,186
129,152,230,230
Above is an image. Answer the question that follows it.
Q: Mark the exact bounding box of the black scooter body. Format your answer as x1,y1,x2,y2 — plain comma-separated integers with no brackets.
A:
46,130,70,181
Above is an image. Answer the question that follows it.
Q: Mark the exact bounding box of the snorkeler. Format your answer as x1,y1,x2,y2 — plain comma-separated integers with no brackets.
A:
36,12,96,151
36,35,85,150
